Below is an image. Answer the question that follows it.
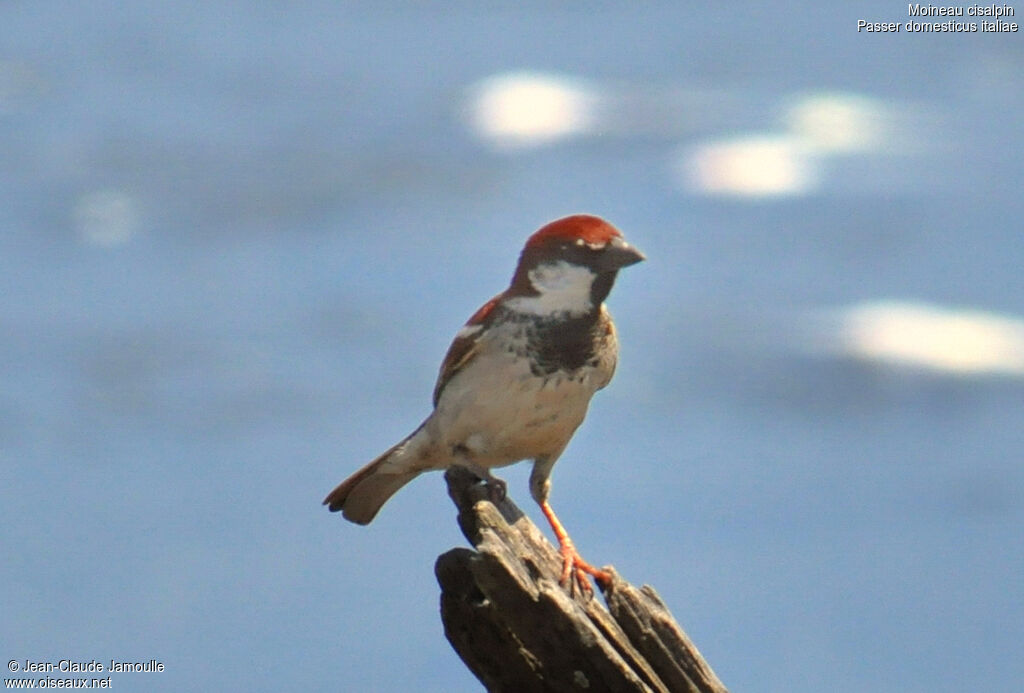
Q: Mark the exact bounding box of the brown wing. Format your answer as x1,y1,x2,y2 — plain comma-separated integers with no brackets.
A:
432,294,502,407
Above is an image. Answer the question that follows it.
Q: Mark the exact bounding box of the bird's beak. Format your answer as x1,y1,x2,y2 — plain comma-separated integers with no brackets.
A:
598,236,646,271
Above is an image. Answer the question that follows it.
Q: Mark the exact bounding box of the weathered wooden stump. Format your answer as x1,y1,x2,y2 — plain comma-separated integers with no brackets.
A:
436,466,728,693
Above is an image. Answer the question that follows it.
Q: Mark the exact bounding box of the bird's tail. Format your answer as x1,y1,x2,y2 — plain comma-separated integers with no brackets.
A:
322,422,433,524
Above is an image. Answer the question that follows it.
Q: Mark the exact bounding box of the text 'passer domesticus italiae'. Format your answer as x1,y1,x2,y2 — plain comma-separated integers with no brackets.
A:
324,214,645,595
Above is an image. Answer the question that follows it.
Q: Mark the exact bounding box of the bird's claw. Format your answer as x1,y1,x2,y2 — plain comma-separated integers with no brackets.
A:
557,543,610,599
456,462,506,504
484,477,507,503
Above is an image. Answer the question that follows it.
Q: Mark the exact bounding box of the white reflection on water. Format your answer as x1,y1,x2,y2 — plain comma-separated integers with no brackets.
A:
464,72,948,199
464,71,599,149
680,91,935,197
783,92,890,155
73,189,141,247
820,301,1024,376
681,135,817,197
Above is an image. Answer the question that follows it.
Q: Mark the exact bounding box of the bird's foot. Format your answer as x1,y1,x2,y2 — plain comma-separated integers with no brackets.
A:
537,498,610,598
454,461,506,504
557,540,611,599
484,476,507,504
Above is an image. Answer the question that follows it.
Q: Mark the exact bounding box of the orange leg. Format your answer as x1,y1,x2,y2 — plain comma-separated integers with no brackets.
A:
539,499,611,595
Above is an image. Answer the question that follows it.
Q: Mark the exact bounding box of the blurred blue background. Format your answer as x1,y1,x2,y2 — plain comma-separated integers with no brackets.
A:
2,2,1022,691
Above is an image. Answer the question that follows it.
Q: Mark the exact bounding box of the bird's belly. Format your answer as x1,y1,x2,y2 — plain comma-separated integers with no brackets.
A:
431,356,600,468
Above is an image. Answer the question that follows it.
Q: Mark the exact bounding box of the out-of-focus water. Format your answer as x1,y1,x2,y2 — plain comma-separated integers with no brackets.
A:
2,3,1022,691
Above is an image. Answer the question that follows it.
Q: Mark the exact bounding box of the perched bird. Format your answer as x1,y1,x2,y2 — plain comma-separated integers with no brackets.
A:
324,214,644,592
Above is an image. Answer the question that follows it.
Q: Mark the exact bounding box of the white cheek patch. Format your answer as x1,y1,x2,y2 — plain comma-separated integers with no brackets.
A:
505,260,595,316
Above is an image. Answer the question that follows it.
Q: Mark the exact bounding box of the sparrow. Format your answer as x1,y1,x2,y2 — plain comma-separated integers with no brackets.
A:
324,214,645,593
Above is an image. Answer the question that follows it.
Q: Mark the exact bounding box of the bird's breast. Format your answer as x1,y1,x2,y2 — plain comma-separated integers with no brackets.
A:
429,325,614,467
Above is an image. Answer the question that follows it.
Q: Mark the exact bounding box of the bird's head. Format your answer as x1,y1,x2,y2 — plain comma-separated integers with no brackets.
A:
506,215,645,317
